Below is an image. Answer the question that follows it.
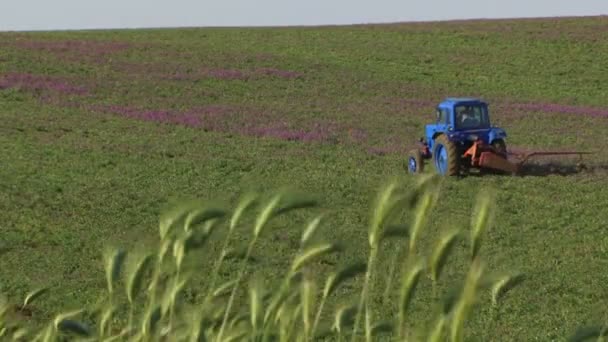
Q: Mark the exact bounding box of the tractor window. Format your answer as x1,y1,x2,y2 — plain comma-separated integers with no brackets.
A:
455,104,490,129
436,108,449,124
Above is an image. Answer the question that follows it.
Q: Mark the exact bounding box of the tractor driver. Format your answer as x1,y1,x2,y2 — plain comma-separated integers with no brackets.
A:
458,107,477,127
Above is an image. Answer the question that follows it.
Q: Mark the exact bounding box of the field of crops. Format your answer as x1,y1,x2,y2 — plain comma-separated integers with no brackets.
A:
1,15,608,340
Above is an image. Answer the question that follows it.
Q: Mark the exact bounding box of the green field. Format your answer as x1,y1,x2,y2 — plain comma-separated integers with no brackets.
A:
1,15,608,341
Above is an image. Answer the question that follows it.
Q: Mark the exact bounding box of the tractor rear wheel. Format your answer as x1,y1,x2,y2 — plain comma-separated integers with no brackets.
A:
492,139,507,157
432,134,460,176
406,149,424,174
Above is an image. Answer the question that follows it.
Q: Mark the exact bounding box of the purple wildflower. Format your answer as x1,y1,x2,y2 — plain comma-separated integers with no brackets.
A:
89,104,232,129
205,69,248,80
255,68,303,79
0,72,89,95
347,128,368,143
12,39,131,63
506,102,608,118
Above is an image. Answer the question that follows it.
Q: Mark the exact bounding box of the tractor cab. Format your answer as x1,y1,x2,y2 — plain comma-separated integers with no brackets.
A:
424,98,506,154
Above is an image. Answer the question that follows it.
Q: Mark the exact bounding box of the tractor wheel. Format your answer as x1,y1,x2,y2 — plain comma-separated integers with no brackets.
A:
406,149,424,174
492,139,507,157
432,134,460,176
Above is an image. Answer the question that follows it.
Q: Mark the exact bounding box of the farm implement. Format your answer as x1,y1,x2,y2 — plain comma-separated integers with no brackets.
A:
406,97,593,176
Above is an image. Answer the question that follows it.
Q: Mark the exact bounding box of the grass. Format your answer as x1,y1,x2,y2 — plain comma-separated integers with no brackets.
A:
1,175,529,341
1,15,608,340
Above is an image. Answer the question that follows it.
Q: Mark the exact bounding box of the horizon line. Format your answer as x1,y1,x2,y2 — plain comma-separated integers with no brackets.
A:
1,13,606,33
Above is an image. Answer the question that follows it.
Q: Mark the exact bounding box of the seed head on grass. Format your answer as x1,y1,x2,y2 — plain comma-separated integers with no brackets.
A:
291,243,341,273
312,261,367,339
126,253,154,304
230,192,259,232
249,276,264,334
213,279,238,299
188,309,211,342
301,277,316,340
371,321,393,337
98,304,116,337
398,257,426,338
218,190,317,341
430,228,462,284
273,291,301,325
470,188,497,261
450,259,485,342
173,238,186,271
491,272,525,306
12,328,28,340
104,247,127,296
567,325,608,342
161,277,189,316
300,214,325,248
369,180,408,248
53,309,90,337
159,201,197,241
141,305,162,338
254,190,318,238
22,287,50,310
333,304,357,335
409,181,440,254
183,206,227,233
323,261,368,299
427,314,447,342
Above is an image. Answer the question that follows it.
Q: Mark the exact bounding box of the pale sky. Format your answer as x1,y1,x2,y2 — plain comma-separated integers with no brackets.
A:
1,0,607,31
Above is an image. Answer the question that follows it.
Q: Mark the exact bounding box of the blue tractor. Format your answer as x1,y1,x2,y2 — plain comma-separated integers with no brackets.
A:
407,97,510,176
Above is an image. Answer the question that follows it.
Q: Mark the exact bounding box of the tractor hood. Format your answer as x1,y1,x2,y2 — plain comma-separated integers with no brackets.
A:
447,127,507,144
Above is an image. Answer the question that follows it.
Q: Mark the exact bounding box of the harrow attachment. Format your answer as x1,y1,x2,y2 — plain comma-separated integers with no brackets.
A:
462,139,593,176
406,137,594,177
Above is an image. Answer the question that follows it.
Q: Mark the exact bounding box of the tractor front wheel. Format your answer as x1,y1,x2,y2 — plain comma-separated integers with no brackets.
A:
406,149,424,174
432,134,460,176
